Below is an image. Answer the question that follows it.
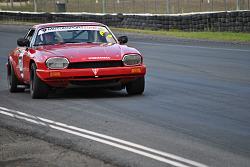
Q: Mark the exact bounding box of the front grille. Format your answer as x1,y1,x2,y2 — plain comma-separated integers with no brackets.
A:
68,61,123,69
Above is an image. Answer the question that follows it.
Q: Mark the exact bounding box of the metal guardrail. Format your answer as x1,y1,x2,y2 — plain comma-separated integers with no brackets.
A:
0,0,250,14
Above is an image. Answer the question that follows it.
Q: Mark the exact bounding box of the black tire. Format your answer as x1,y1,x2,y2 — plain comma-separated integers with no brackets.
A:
7,63,25,93
126,77,145,95
30,63,49,99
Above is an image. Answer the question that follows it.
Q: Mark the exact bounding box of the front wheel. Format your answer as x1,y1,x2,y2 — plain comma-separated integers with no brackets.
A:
30,63,49,99
126,77,145,95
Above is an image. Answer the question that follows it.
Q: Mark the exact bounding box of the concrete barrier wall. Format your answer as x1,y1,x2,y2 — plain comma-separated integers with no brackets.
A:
1,11,250,32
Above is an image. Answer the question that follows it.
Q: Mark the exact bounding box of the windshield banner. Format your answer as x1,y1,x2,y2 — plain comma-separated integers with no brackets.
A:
38,26,107,35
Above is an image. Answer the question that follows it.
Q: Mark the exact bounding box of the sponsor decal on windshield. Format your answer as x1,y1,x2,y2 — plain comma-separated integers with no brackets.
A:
38,26,107,35
107,34,113,38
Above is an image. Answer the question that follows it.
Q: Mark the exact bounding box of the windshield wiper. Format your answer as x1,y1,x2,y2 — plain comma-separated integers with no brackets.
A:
33,43,56,46
63,41,80,44
62,41,95,44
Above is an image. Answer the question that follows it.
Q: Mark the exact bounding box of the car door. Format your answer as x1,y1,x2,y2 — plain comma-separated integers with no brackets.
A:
21,29,35,83
13,35,30,82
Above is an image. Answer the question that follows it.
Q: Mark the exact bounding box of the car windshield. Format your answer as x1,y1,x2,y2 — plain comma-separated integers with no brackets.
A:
34,25,116,46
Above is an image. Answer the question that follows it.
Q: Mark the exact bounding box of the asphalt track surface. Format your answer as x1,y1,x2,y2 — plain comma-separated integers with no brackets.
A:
0,25,250,167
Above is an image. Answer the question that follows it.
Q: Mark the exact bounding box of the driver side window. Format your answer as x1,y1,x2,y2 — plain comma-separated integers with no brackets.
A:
24,29,35,46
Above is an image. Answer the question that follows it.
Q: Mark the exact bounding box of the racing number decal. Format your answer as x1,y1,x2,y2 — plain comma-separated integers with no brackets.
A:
18,50,25,78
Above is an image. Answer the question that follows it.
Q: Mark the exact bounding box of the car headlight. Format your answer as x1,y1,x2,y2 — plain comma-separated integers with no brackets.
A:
46,57,69,69
122,54,142,66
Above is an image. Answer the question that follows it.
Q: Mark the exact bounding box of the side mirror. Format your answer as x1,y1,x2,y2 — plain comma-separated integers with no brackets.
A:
118,36,128,45
17,38,30,47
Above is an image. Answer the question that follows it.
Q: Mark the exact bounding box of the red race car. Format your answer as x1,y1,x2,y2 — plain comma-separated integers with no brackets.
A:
7,22,146,98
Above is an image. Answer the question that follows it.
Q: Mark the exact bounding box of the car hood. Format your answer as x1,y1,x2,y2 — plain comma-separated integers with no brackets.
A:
36,43,138,62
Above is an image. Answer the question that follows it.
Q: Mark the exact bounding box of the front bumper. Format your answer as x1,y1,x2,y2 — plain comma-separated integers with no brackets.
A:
36,65,146,88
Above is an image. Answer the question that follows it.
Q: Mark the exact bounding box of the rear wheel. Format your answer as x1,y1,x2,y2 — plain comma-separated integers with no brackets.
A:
30,63,49,99
126,77,145,95
7,63,25,93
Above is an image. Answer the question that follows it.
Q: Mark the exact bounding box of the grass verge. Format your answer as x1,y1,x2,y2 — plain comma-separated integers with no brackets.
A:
111,28,250,43
1,21,250,43
0,21,36,25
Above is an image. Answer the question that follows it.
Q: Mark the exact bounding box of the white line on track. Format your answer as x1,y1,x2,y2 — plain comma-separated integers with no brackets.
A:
130,41,250,52
0,106,209,167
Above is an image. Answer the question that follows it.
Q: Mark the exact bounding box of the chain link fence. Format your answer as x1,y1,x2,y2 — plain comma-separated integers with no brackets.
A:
0,0,250,14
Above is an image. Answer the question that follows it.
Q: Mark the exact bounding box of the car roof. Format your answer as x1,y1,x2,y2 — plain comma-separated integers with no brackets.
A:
32,22,106,29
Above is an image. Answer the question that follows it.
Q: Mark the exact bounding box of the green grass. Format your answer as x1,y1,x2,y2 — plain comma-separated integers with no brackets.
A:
0,20,38,26
1,21,249,43
111,28,250,43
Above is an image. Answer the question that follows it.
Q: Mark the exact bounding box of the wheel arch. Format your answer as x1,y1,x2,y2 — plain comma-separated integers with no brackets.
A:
7,57,19,81
29,59,36,82
29,59,36,71
7,59,11,76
